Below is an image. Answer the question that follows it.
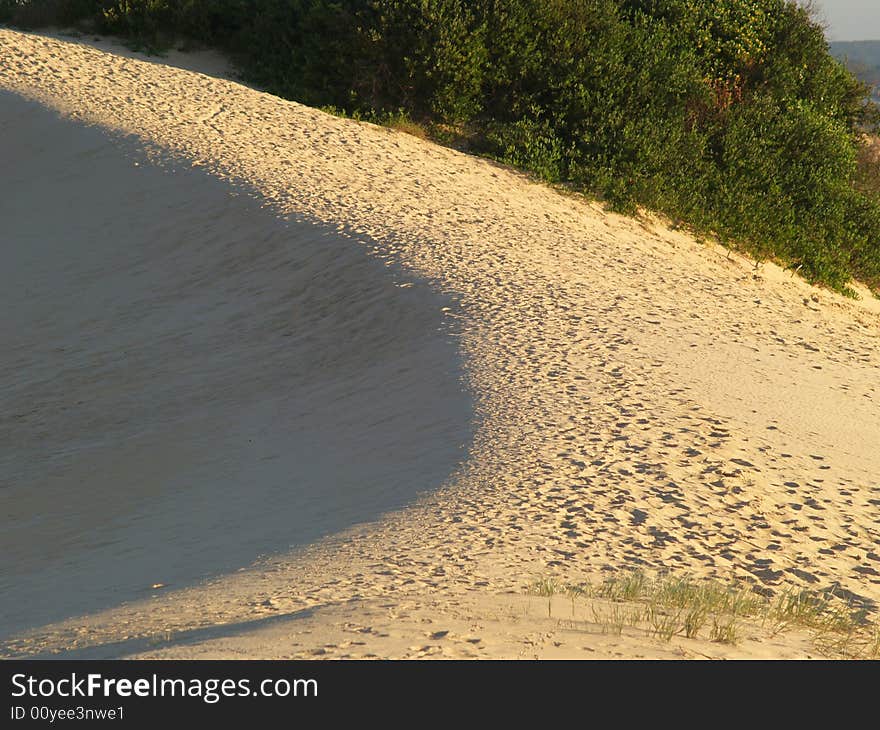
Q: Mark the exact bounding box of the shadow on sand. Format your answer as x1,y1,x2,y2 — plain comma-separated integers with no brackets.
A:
0,91,473,638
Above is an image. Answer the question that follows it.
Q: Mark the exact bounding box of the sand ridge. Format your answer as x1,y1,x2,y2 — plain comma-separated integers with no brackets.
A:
1,29,879,659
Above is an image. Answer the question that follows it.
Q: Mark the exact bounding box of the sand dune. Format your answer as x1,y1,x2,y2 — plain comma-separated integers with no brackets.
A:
1,29,879,659
0,89,471,636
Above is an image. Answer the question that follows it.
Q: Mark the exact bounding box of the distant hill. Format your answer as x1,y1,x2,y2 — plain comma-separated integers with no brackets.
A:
830,41,880,103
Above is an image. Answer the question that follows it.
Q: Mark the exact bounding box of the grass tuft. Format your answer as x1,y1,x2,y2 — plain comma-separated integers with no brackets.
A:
527,569,879,657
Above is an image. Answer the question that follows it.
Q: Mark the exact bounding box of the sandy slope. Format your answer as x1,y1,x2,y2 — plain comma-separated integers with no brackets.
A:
1,29,879,659
0,90,471,637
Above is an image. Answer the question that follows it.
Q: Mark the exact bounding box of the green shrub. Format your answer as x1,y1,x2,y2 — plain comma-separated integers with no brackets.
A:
7,0,879,293
2,0,101,27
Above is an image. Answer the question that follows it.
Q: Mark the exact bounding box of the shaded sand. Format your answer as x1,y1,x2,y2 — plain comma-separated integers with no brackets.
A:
0,90,471,635
1,29,879,659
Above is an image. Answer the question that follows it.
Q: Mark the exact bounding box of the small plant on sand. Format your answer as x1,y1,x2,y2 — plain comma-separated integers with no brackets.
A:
646,604,684,642
652,573,763,618
526,570,879,656
683,606,709,639
868,627,880,660
765,588,826,634
566,583,589,618
589,602,645,636
709,616,740,645
528,576,563,617
381,110,430,140
764,585,871,655
591,604,625,636
595,570,648,602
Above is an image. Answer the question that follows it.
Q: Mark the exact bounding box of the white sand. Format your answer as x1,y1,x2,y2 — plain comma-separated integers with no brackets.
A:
1,29,879,659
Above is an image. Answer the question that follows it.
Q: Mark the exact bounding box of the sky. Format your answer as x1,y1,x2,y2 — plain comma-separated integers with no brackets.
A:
810,0,880,41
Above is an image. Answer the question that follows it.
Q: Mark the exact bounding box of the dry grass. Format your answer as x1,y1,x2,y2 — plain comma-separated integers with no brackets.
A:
527,570,880,658
386,117,430,140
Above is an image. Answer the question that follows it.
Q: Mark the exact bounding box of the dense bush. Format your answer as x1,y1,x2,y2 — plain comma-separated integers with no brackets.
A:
5,0,879,292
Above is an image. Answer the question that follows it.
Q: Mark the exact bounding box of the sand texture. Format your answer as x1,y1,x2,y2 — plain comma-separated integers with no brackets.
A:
1,29,879,659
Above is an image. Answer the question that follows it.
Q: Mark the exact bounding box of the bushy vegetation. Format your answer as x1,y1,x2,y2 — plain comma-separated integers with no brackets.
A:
5,0,880,293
